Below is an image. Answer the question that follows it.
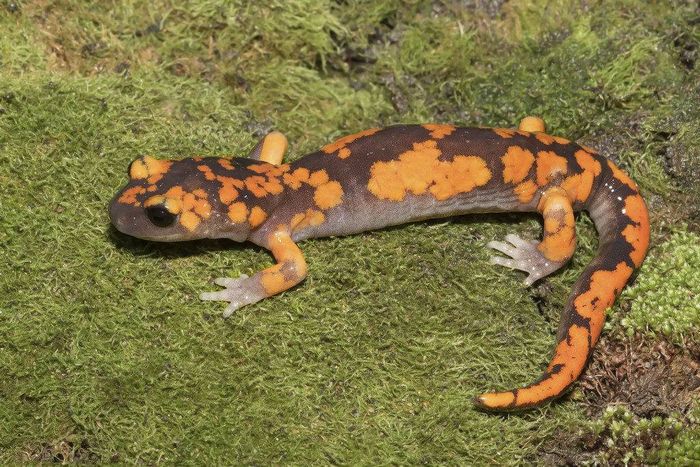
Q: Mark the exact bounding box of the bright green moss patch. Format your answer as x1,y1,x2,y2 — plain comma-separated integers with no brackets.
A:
615,231,700,343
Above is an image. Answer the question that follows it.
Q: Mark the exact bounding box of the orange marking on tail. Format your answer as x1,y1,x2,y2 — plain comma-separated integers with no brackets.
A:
621,194,650,267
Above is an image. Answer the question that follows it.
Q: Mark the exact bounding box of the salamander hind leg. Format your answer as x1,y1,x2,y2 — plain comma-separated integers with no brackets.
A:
488,187,576,286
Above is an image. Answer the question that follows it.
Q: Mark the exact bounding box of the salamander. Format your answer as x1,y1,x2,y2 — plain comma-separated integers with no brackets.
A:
109,117,650,411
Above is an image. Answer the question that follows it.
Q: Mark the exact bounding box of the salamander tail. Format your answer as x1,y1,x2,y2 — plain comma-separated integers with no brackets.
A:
474,161,650,411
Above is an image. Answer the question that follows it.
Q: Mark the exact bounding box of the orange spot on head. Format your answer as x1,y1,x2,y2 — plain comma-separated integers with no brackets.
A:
180,211,200,231
536,150,568,186
118,186,146,205
422,123,456,139
143,195,165,208
501,146,535,184
193,199,211,218
228,202,248,223
129,160,148,179
248,206,267,228
182,193,197,211
165,186,184,198
338,148,351,159
307,170,329,187
314,181,344,210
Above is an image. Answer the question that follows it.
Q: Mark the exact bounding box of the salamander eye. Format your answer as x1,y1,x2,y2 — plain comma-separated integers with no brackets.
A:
146,204,176,227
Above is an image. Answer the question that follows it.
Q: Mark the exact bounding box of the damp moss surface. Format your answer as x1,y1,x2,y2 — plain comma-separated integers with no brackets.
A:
1,0,699,464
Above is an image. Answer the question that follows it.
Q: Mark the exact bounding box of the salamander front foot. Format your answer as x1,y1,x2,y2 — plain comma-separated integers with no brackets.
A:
487,234,566,286
201,274,264,318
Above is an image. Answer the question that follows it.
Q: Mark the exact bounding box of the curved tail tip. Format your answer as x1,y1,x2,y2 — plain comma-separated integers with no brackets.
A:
473,391,518,412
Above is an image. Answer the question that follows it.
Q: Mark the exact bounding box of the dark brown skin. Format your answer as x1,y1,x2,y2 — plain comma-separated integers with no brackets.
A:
109,118,650,411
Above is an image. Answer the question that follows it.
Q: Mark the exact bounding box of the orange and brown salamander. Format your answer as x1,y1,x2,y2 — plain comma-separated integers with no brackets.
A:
109,117,650,411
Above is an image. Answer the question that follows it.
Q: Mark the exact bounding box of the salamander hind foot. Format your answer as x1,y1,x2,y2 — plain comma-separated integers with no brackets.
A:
487,234,567,286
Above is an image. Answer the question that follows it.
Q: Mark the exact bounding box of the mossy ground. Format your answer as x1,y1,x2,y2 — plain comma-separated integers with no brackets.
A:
1,0,698,463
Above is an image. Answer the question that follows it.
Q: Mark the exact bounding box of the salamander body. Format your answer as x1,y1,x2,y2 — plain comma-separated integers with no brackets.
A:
109,118,650,411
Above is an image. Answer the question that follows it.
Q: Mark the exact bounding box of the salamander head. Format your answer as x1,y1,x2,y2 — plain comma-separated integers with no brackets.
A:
109,156,280,242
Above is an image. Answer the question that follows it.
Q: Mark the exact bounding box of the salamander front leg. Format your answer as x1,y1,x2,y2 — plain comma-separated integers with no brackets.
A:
201,229,307,317
488,188,576,286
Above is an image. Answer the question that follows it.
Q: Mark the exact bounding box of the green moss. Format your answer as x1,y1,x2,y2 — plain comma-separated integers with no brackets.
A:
584,405,695,465
1,0,699,463
613,231,700,343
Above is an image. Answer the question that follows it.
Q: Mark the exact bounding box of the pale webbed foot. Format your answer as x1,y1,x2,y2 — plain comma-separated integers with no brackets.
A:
487,234,566,286
200,274,263,318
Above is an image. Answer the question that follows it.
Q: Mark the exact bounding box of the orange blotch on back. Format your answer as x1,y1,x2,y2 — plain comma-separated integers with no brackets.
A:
367,140,492,202
430,155,491,201
501,146,535,184
536,150,568,186
535,133,555,145
321,128,380,158
283,168,310,189
493,128,515,138
245,176,269,197
575,150,601,176
422,123,455,139
560,150,602,202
